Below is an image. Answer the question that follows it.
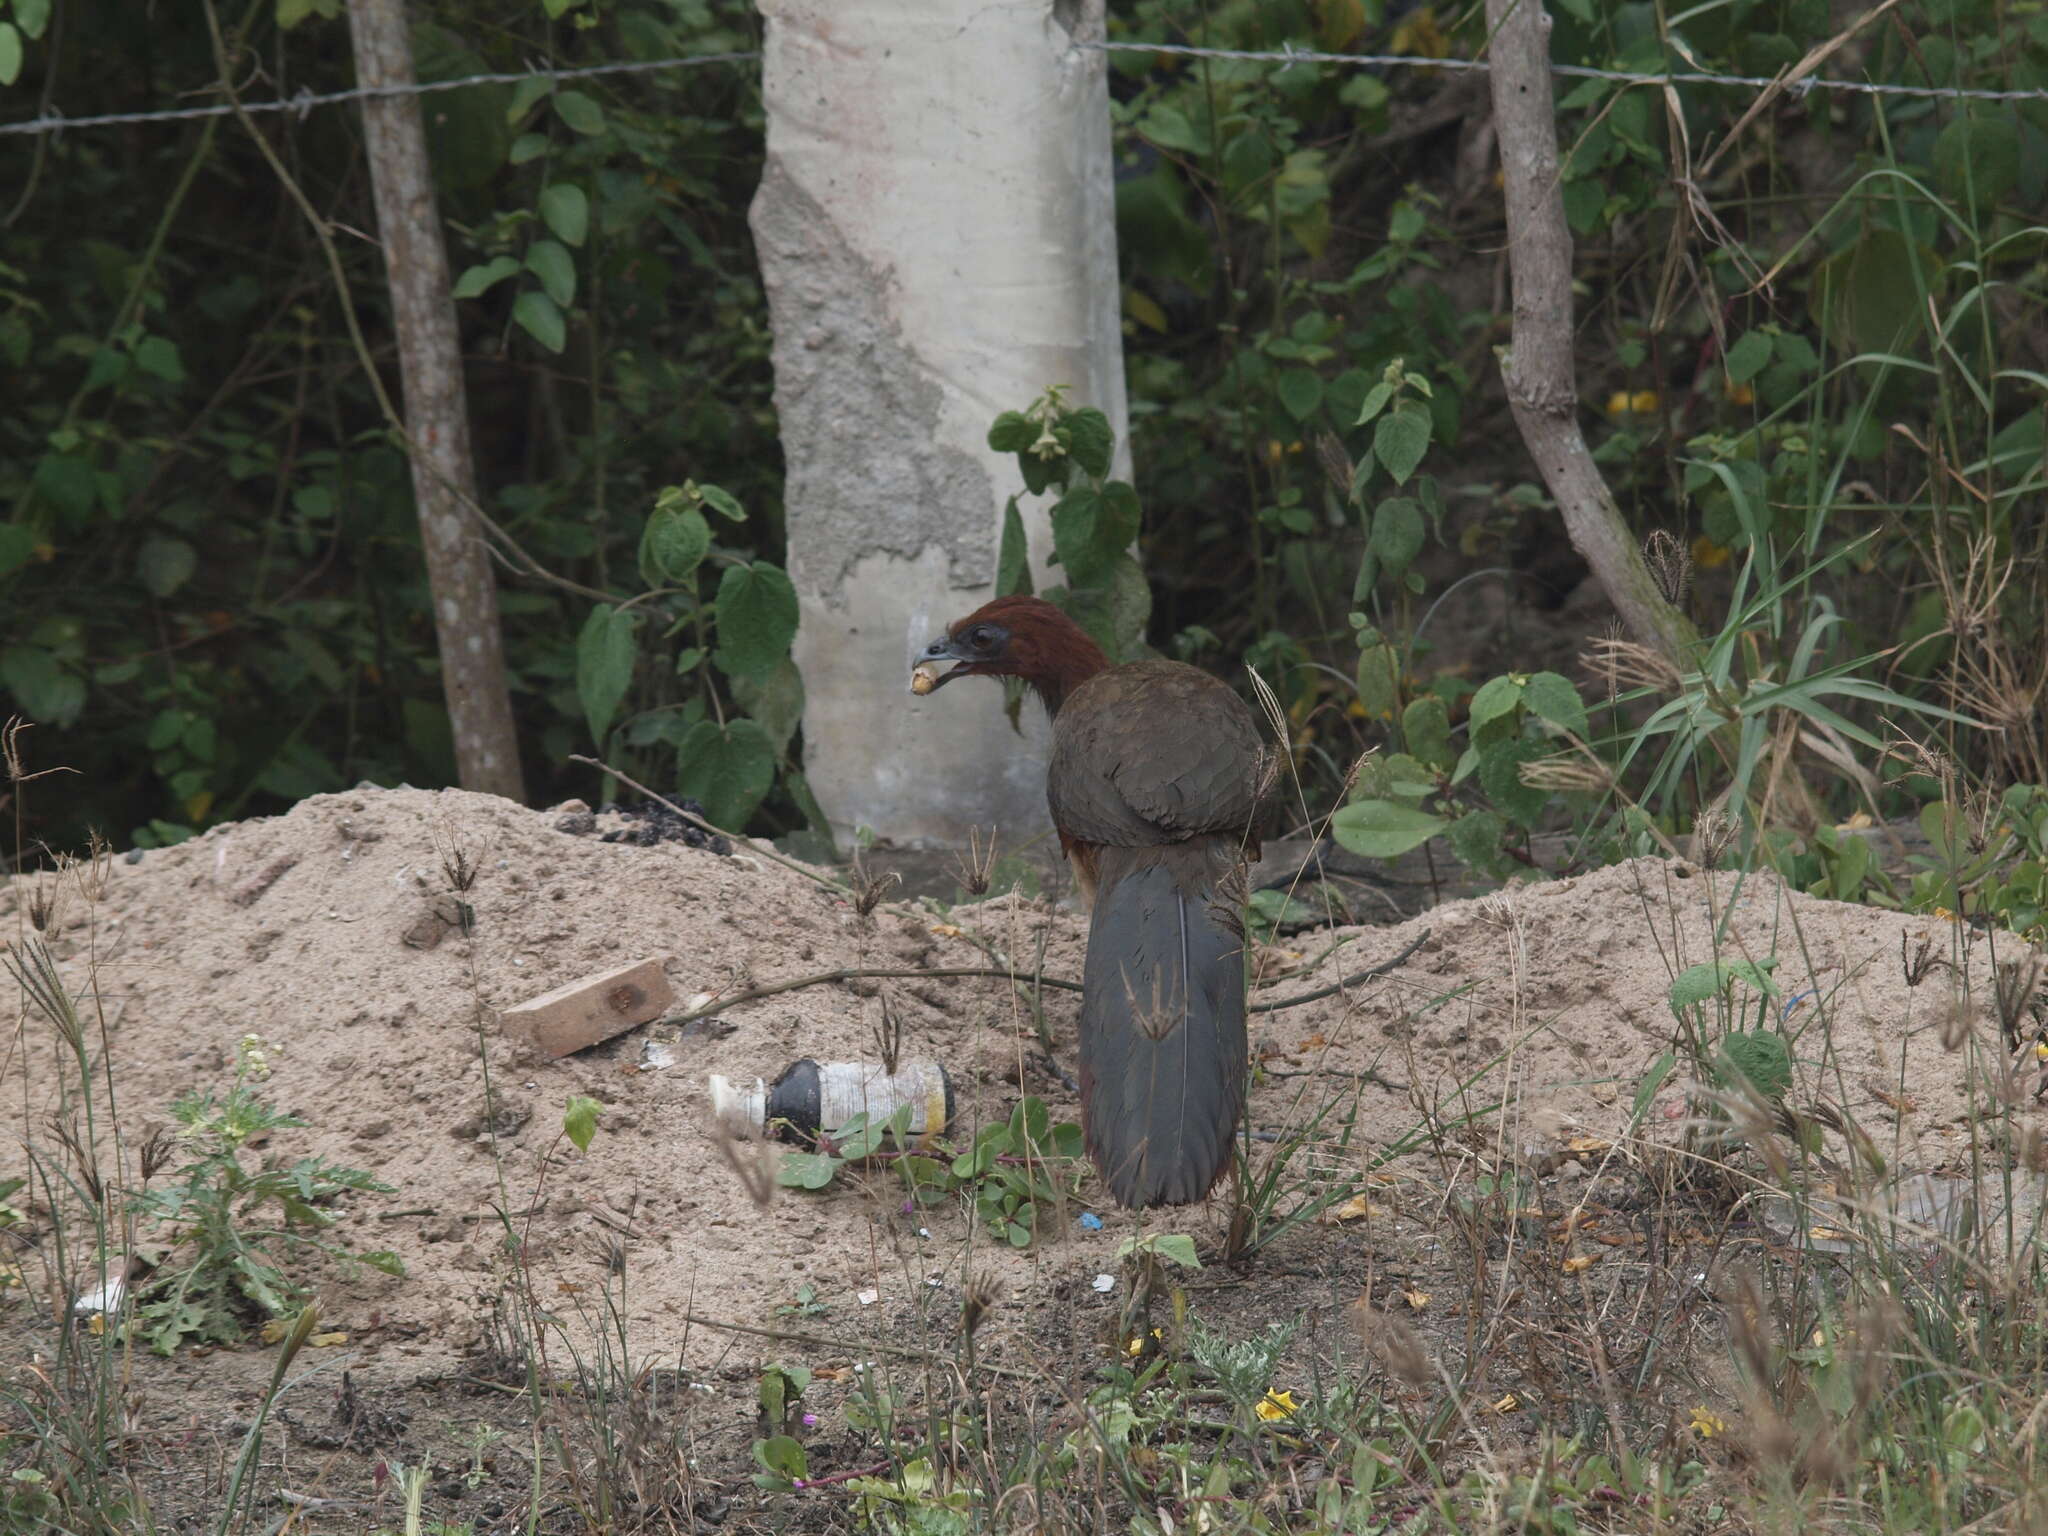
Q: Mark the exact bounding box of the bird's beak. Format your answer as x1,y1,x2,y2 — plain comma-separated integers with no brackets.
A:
910,636,972,696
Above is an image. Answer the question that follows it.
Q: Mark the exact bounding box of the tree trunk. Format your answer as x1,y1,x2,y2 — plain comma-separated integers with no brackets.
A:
347,0,525,800
1482,0,1700,667
752,0,1129,850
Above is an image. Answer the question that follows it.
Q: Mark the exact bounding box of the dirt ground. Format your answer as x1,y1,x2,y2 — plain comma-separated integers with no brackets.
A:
2,784,2041,1530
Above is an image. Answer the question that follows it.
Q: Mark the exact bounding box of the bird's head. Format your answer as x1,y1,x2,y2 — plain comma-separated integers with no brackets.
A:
909,595,1107,714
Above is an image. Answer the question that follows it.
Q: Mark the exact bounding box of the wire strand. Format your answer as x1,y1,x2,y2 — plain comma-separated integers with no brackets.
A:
5,31,2043,143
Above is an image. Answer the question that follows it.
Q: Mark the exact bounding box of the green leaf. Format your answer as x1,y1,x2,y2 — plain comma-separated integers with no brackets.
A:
512,290,566,352
563,1095,602,1151
1520,671,1588,740
729,657,805,761
523,239,576,307
0,23,22,87
1446,808,1506,872
508,132,549,165
1668,959,1779,1014
1934,111,2020,212
1373,405,1431,486
552,90,606,135
695,483,746,521
753,1434,810,1480
1367,496,1423,577
1065,408,1114,478
1353,379,1394,426
575,604,637,744
776,1151,840,1190
1148,1233,1202,1270
1467,674,1524,733
1478,738,1549,828
638,503,710,586
452,255,520,299
1355,643,1399,720
136,535,196,598
996,497,1033,598
133,335,184,383
1402,694,1452,771
538,183,589,247
714,562,800,679
1330,799,1449,858
358,1249,405,1277
0,646,84,727
675,718,777,830
0,524,35,578
16,0,53,40
505,74,554,127
987,411,1036,453
1724,331,1772,386
1277,368,1324,423
1052,483,1138,584
1718,1031,1791,1101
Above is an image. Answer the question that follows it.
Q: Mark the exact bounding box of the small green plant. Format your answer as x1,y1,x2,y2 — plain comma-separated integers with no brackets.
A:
777,1097,1086,1250
775,1281,830,1319
129,1036,400,1354
576,480,806,832
984,387,1150,663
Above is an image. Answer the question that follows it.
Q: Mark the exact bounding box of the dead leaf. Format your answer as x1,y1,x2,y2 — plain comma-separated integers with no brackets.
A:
1562,1254,1598,1274
1400,1286,1430,1310
1321,1194,1385,1224
308,1331,350,1348
929,924,963,939
1565,1135,1611,1155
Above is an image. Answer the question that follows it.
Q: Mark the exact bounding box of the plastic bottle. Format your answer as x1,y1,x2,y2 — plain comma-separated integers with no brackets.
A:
709,1058,953,1146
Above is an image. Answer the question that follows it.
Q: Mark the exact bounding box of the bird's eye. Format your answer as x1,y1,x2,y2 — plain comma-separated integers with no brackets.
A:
969,627,994,649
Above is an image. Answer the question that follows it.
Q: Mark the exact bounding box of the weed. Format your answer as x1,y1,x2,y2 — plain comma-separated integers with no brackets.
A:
128,1035,401,1354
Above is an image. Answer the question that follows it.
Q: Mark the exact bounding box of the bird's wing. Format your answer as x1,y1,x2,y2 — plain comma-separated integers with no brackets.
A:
1048,660,1267,848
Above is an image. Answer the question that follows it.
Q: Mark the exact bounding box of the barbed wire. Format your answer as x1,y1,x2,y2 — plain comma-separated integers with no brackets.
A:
0,49,761,139
1081,38,2048,103
3,28,2043,142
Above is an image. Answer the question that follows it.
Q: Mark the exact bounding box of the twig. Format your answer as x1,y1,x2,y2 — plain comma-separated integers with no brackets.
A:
1250,929,1429,1013
571,753,847,894
662,933,1429,1026
663,967,1083,1026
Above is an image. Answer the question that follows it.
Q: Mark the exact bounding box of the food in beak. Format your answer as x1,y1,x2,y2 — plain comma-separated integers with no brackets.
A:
910,661,945,696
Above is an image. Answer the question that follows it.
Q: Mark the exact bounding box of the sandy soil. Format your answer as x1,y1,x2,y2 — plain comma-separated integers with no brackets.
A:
2,786,2041,1526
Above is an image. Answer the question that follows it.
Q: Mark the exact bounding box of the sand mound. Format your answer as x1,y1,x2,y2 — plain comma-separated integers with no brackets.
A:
2,786,2035,1381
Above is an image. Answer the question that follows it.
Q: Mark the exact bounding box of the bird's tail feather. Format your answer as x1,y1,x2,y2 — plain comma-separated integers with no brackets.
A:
1078,840,1247,1207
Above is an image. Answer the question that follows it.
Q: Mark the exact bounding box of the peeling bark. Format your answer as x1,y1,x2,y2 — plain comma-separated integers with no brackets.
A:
347,0,525,800
1482,0,1700,667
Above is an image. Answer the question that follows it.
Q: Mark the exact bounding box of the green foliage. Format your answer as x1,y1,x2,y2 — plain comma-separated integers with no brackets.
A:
777,1096,1086,1249
986,388,1149,661
128,1040,399,1354
1,0,779,849
573,480,805,834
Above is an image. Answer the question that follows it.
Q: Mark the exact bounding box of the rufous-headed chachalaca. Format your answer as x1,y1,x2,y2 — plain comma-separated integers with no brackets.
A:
910,595,1269,1208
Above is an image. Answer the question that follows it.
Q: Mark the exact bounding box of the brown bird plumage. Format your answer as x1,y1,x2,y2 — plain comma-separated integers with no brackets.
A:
911,596,1267,1207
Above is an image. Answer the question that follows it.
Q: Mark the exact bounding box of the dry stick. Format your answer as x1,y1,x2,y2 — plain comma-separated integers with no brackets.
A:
1480,0,1699,670
659,929,1430,1028
570,752,845,894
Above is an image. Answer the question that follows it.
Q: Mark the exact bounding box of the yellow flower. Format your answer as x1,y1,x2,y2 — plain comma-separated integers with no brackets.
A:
1691,536,1731,569
1724,378,1755,406
2032,1041,2047,1062
1605,391,1632,419
1690,1405,1728,1438
1255,1389,1299,1422
1630,389,1661,415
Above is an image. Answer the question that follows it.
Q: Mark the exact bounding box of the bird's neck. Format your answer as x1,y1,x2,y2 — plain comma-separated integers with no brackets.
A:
1026,629,1111,718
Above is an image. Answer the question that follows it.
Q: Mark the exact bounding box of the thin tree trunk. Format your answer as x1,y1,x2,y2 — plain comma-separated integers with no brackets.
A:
1482,0,1700,667
347,0,525,800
